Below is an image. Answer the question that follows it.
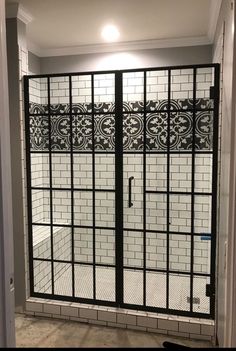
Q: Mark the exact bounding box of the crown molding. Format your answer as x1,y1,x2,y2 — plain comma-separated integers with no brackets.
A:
208,0,222,41
28,36,211,58
6,2,33,24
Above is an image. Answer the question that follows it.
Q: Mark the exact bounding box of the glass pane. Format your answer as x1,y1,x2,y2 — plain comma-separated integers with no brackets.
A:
74,227,93,263
29,77,47,114
50,115,70,151
195,155,212,193
95,192,115,227
123,71,144,111
123,113,144,151
193,276,210,314
32,225,51,259
52,154,71,188
29,115,49,151
146,112,168,151
96,267,115,301
170,234,191,272
169,273,190,311
74,191,92,226
146,272,166,308
52,190,71,225
171,68,193,103
194,235,211,274
195,111,213,151
50,76,69,111
196,67,214,108
194,195,211,234
146,232,167,270
146,154,167,192
95,114,115,151
33,260,52,294
170,155,192,192
31,153,49,188
53,226,71,261
32,189,50,224
169,195,191,233
124,269,143,305
146,70,168,110
146,194,167,232
123,155,143,230
73,154,92,189
75,264,93,299
124,231,143,268
96,229,115,265
94,73,115,107
72,114,92,151
54,263,72,296
72,75,92,108
95,154,115,190
170,112,193,151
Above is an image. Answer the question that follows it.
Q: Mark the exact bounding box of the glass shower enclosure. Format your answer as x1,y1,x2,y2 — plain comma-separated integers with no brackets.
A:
24,64,219,318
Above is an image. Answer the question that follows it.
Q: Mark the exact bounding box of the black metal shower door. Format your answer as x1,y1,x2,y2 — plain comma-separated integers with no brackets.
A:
25,64,219,319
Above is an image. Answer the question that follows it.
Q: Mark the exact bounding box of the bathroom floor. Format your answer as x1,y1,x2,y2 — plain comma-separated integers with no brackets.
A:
48,266,209,314
15,313,213,348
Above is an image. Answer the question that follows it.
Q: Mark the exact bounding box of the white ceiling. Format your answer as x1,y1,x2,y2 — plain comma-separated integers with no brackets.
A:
6,0,222,57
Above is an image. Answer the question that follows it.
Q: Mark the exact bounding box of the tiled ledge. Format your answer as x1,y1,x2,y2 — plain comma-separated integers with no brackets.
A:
24,297,215,344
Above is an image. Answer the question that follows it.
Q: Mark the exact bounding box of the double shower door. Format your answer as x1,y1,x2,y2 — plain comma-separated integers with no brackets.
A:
25,64,219,318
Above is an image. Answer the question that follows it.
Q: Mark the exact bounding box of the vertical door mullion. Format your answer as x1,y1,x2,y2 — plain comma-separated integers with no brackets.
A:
69,76,75,297
91,74,96,300
166,69,171,309
48,77,54,295
115,72,123,306
210,65,220,318
24,77,34,295
190,68,197,313
143,71,147,306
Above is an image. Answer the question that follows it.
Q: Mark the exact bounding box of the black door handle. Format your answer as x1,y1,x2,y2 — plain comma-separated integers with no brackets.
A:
128,176,134,208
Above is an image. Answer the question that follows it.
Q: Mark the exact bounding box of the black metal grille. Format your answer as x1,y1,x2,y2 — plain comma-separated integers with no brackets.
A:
24,64,219,319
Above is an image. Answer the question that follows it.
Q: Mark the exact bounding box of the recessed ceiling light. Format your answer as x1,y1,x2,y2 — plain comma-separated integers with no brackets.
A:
101,24,120,42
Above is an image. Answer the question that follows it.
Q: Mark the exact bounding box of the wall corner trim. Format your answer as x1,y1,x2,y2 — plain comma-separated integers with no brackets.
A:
6,3,33,25
208,0,223,42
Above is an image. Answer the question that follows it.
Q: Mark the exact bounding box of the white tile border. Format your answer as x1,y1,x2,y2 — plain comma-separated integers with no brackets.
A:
23,297,215,343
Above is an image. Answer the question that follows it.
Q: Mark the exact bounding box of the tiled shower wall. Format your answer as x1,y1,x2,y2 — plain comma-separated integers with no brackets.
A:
29,69,213,276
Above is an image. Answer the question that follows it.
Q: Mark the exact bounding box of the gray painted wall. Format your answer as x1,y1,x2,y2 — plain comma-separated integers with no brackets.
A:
28,51,40,74
6,18,26,311
40,45,212,74
0,0,15,346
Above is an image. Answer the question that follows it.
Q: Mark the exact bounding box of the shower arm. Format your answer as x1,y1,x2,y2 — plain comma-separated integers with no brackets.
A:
128,176,134,208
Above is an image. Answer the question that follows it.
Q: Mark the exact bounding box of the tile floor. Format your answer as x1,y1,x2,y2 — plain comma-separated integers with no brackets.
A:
40,266,209,314
15,313,213,348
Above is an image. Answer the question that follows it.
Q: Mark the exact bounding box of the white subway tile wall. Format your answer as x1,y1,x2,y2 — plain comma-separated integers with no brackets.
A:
51,154,71,188
72,75,92,104
32,226,72,293
123,71,144,103
123,155,143,230
94,74,115,103
50,76,69,105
